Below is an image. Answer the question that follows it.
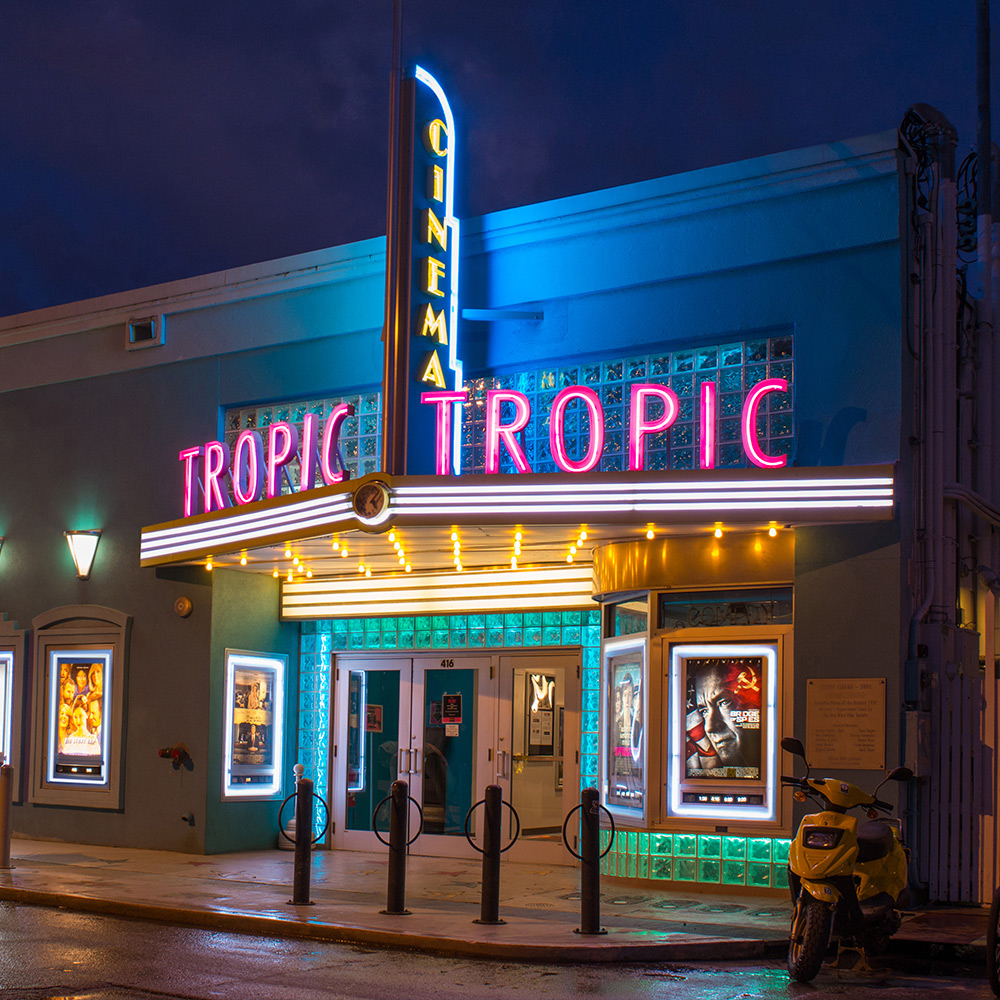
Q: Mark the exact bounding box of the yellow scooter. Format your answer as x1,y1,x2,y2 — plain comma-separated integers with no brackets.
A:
781,736,913,982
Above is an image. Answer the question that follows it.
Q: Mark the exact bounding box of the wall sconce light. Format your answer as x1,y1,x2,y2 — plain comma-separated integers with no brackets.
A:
65,530,102,580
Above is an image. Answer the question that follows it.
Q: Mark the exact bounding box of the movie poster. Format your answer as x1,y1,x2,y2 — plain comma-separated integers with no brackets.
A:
684,656,763,780
52,652,108,781
606,650,643,809
231,665,275,769
0,651,11,766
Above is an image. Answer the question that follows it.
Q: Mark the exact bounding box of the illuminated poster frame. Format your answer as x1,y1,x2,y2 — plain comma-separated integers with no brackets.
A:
0,650,12,768
667,641,779,822
0,618,26,792
222,649,287,800
599,635,647,824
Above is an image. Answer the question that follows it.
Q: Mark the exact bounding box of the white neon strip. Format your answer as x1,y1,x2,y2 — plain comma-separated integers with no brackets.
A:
667,643,777,822
347,670,366,794
0,652,11,767
222,651,286,799
284,566,592,595
46,648,113,787
282,595,593,618
392,499,892,516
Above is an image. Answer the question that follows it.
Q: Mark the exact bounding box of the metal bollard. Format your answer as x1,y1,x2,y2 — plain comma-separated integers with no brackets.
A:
382,779,411,915
578,787,606,935
474,784,505,925
0,761,12,870
289,777,315,905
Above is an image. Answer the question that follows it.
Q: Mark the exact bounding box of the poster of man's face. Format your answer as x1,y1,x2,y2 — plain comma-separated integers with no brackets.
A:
684,656,762,779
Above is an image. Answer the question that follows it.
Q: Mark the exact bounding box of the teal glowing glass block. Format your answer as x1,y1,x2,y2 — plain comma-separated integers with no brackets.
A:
398,616,415,631
698,859,721,883
301,620,317,635
451,631,468,648
581,754,598,779
349,618,365,632
651,856,672,879
582,667,599,690
698,835,721,859
300,654,316,671
600,828,611,850
627,855,637,878
449,614,467,630
301,634,316,652
723,836,746,861
542,611,561,626
487,627,504,646
562,610,582,626
562,626,582,644
332,632,348,650
299,691,316,712
504,613,523,628
638,831,649,855
772,865,789,889
675,858,697,881
542,627,561,645
398,631,414,648
600,855,613,876
332,619,348,634
583,647,600,670
747,863,771,888
638,855,649,878
365,618,380,632
432,615,449,631
772,838,791,865
416,630,433,648
722,861,746,885
583,626,601,647
416,616,432,630
504,628,523,646
587,608,601,625
524,611,542,627
381,632,398,649
627,831,637,855
364,632,381,649
581,732,598,755
651,833,672,855
486,613,504,628
674,834,697,857
468,614,485,629
524,628,542,646
583,689,600,712
582,711,598,733
432,630,450,647
349,632,364,649
469,630,485,647
380,617,398,631
748,837,772,863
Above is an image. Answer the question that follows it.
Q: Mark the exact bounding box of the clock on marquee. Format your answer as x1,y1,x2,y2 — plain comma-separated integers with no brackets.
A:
352,481,390,523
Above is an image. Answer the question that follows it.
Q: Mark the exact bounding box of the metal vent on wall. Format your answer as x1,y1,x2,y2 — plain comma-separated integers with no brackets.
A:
126,315,165,351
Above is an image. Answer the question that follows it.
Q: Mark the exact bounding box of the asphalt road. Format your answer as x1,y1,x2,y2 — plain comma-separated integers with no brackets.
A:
0,902,993,1000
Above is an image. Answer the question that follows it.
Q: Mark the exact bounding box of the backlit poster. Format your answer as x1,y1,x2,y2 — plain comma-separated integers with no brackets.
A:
602,638,646,819
223,650,286,798
0,651,12,766
47,648,112,784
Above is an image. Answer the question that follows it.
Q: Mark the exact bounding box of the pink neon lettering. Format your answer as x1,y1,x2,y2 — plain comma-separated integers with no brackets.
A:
485,390,533,474
232,430,264,505
421,390,468,475
178,446,202,518
299,413,319,492
741,378,788,469
550,386,604,473
267,422,300,498
628,384,679,471
700,380,716,469
203,441,232,513
320,404,354,485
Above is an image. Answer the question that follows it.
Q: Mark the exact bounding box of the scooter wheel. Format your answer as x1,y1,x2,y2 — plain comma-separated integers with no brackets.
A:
788,895,832,983
988,885,1000,996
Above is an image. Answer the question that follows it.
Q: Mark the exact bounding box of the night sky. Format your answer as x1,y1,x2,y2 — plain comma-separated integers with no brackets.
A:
0,1,996,319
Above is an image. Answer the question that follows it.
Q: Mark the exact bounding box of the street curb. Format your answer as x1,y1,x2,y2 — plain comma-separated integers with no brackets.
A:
0,886,774,963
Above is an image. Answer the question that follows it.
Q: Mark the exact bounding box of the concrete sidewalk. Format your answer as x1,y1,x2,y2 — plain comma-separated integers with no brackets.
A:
0,838,988,964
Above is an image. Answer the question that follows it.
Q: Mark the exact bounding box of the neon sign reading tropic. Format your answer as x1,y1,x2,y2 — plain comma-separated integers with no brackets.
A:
422,379,789,475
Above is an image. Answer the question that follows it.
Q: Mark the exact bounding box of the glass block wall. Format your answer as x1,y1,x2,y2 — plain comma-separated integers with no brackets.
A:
298,608,604,835
462,334,794,474
600,829,791,890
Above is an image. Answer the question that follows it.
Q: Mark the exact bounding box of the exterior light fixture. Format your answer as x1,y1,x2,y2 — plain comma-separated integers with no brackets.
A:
769,525,778,537
714,526,723,539
206,559,214,571
272,569,279,579
240,555,247,566
64,530,101,580
646,526,655,540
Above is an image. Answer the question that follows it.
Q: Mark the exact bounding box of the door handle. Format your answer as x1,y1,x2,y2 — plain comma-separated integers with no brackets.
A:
412,747,421,774
497,749,510,780
397,747,411,775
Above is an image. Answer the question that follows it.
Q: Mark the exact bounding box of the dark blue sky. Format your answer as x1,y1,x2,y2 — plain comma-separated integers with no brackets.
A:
0,1,996,318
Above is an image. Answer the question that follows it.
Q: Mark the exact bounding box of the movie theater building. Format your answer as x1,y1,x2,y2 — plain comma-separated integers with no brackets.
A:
1,97,996,902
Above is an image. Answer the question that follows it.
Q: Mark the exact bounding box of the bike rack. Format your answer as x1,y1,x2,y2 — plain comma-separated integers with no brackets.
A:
278,777,330,905
372,779,423,915
464,783,520,925
562,787,615,935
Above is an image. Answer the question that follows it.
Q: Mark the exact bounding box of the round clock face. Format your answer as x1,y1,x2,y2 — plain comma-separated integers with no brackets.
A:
353,481,389,523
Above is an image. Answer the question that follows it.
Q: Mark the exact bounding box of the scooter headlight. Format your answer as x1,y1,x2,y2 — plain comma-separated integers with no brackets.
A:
802,826,843,849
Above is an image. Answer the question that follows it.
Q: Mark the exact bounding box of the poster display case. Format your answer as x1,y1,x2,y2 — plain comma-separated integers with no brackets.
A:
667,641,778,821
600,636,647,823
222,649,286,799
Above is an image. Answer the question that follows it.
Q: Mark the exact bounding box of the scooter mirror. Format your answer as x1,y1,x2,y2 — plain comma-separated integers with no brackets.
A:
781,736,806,758
887,766,913,782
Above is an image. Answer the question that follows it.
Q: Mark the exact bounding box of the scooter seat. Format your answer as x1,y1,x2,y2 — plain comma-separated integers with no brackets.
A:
856,821,894,862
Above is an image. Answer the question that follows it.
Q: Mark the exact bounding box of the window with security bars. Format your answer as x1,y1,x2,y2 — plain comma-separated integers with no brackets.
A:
223,391,382,492
460,333,794,473
222,333,793,485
